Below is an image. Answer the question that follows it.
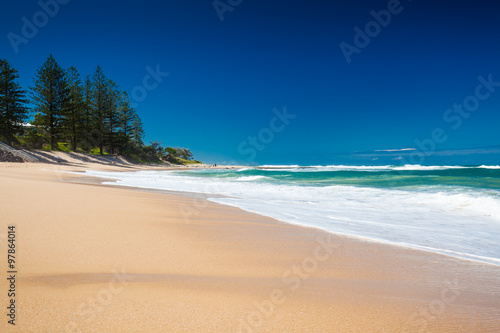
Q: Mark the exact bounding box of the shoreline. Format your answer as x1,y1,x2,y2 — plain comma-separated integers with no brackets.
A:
1,163,500,332
64,166,500,268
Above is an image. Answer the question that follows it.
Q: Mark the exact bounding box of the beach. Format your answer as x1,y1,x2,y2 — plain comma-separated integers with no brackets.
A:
1,162,500,332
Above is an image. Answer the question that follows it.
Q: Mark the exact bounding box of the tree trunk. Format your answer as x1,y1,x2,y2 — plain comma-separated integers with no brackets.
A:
50,113,55,150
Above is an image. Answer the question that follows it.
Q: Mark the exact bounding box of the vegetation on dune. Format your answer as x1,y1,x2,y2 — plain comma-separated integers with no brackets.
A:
0,55,200,165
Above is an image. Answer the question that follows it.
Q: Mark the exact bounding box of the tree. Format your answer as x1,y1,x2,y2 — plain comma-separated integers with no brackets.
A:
103,78,120,154
0,59,28,145
77,74,95,151
165,147,176,156
130,113,144,146
90,65,107,155
175,147,193,160
114,91,135,153
31,55,69,150
118,91,135,137
149,140,163,158
63,66,84,150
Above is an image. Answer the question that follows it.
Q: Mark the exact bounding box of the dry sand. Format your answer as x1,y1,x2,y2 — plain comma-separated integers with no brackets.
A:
1,162,499,332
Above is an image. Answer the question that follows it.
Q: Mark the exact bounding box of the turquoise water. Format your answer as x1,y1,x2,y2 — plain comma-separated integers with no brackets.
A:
175,165,500,190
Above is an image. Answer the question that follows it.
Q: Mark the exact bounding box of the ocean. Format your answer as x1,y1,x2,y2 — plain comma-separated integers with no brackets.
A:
83,165,500,266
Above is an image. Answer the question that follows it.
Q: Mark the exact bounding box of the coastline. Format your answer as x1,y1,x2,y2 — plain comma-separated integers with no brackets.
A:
1,163,500,332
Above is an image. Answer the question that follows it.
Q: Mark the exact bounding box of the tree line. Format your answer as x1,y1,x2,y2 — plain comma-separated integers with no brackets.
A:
0,55,196,163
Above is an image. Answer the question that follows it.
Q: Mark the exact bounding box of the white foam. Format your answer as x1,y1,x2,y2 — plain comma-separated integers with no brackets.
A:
235,176,270,181
311,165,393,171
392,165,468,171
478,165,500,169
236,167,255,172
261,164,473,172
260,164,300,168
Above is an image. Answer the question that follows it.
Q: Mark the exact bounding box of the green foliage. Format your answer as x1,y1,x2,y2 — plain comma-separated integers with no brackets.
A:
165,147,176,155
168,147,193,160
0,59,29,145
63,66,85,151
130,113,144,147
31,54,70,150
176,157,202,165
20,126,45,149
119,91,135,137
165,155,201,165
56,142,70,152
102,78,121,154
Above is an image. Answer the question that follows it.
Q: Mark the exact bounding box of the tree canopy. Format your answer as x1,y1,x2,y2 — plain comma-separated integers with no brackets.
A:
0,59,29,145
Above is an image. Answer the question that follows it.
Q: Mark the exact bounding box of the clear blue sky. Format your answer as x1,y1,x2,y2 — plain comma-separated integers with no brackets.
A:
1,0,499,165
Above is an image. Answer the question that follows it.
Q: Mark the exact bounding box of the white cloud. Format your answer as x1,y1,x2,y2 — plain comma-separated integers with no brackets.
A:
374,148,416,152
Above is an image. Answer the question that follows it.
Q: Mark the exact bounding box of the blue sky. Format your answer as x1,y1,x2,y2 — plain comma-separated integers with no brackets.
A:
1,0,499,165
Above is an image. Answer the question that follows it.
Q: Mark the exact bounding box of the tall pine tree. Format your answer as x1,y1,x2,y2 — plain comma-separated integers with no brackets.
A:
31,55,69,150
103,78,120,154
0,59,29,146
115,91,135,153
130,113,144,147
78,74,95,151
119,91,135,138
90,65,107,155
63,66,84,151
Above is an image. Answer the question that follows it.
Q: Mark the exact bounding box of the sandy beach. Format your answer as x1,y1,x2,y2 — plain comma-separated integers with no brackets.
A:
1,162,500,332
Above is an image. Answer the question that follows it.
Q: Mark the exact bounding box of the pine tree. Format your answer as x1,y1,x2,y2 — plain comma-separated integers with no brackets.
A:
63,66,84,151
78,75,95,151
115,91,135,153
31,55,70,150
118,91,135,137
103,78,121,154
90,65,107,155
130,113,144,147
0,59,29,146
